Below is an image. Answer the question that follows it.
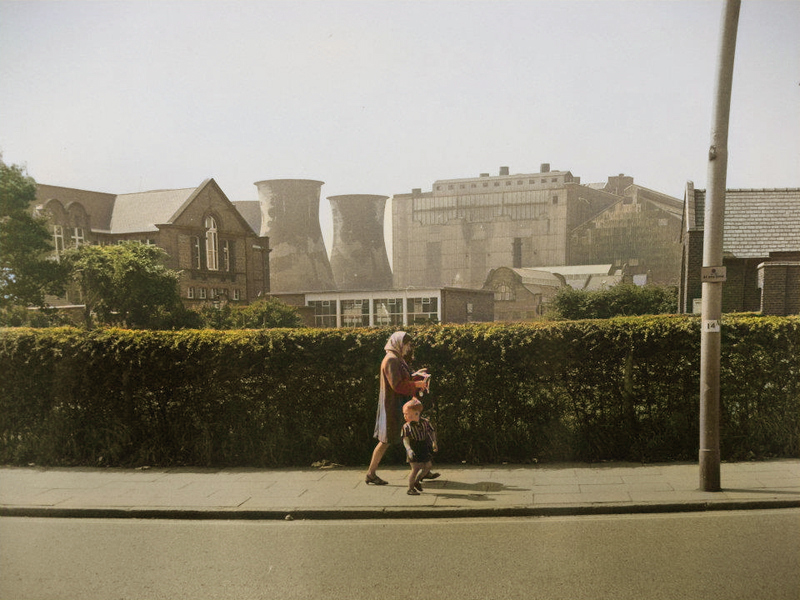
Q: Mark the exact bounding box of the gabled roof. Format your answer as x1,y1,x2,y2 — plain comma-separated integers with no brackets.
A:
233,200,262,235
35,184,117,231
109,187,196,233
687,187,800,259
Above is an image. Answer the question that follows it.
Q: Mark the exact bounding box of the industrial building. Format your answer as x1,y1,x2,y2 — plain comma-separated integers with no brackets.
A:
391,164,682,291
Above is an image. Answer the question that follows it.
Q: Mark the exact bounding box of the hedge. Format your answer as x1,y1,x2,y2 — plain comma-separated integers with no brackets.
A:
1,315,798,467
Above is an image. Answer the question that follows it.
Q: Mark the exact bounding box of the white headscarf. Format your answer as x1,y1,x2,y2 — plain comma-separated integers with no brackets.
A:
384,331,410,357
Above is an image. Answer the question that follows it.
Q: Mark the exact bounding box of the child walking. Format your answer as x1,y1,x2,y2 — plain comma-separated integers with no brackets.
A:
401,398,438,495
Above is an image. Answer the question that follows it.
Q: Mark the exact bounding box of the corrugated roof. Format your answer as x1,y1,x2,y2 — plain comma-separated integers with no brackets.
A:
512,268,564,288
109,188,196,233
693,189,800,258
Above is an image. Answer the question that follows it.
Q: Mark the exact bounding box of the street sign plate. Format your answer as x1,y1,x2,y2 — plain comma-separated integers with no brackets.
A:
701,266,727,282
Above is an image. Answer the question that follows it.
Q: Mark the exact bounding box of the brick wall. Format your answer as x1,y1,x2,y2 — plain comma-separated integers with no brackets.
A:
759,262,800,316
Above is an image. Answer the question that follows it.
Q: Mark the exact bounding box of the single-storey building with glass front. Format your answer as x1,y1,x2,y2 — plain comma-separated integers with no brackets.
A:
271,287,494,328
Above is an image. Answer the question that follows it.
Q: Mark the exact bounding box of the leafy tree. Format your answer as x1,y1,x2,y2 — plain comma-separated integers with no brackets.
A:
0,159,68,309
62,243,185,328
547,283,678,320
199,297,303,329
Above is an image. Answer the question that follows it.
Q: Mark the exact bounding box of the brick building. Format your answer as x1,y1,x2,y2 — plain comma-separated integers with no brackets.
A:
678,184,800,315
35,179,270,308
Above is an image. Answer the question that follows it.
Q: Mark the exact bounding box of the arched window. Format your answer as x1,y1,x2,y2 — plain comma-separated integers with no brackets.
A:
205,216,219,271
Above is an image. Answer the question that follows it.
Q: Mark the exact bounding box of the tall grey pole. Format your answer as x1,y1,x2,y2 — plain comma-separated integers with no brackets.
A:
700,0,740,492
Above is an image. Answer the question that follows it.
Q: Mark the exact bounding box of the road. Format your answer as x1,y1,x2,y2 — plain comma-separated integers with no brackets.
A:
1,509,798,600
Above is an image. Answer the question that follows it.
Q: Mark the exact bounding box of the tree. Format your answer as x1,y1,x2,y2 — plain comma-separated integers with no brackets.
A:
0,159,68,308
62,243,185,328
199,296,303,329
547,283,678,320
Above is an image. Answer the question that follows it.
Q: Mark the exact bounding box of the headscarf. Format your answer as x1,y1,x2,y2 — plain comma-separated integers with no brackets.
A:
384,331,410,357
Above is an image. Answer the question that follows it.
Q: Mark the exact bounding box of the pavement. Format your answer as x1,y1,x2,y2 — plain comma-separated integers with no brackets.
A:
1,459,798,520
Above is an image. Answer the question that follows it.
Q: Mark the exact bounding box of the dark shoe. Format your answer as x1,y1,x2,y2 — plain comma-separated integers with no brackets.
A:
422,472,440,480
365,473,388,485
407,488,420,495
414,481,423,492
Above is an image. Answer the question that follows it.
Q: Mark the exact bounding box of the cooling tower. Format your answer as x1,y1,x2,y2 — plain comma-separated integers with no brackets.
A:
255,179,336,292
328,194,393,291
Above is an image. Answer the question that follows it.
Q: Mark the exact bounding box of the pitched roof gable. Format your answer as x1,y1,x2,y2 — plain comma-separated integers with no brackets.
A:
690,188,800,258
109,187,196,233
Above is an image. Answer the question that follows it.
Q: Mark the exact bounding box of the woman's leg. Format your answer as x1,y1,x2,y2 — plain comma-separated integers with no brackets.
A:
367,441,389,477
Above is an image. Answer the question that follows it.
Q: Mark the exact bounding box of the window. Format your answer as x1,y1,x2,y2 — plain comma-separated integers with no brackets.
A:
308,299,337,327
192,237,201,269
198,288,207,299
222,240,232,271
341,299,370,327
552,195,559,204
494,284,514,302
187,287,195,299
374,297,403,326
233,289,241,301
205,216,219,271
513,238,523,268
53,225,65,254
407,297,438,323
72,227,85,247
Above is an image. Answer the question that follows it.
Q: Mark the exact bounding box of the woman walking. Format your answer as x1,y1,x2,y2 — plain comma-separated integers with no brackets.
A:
365,331,428,485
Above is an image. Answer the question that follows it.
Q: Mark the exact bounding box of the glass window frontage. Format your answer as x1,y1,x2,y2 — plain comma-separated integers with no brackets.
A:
308,300,337,327
407,297,438,323
373,298,404,326
341,299,370,327
305,291,443,328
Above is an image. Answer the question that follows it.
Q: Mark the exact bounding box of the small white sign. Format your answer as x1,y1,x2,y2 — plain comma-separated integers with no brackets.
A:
703,320,721,333
702,266,727,282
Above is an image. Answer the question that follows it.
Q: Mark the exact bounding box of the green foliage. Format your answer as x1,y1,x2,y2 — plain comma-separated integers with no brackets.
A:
197,297,302,329
1,316,797,468
61,243,184,328
0,159,69,308
548,283,678,320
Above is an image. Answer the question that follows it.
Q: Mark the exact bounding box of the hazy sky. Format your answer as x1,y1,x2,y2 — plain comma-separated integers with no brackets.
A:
1,0,798,252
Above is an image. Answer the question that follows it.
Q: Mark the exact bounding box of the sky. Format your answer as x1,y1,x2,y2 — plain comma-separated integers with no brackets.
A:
1,0,798,255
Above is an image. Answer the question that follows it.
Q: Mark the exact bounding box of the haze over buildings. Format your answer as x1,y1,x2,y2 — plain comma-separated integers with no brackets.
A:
1,0,798,264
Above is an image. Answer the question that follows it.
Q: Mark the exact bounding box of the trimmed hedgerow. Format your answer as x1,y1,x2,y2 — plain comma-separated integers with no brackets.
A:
0,315,798,467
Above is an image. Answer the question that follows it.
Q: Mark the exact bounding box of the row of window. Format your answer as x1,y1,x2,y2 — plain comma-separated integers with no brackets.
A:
307,297,438,328
187,287,241,301
53,226,157,252
436,177,561,192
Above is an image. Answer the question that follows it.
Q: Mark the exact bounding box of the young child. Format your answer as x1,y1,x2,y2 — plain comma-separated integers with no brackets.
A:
401,398,438,495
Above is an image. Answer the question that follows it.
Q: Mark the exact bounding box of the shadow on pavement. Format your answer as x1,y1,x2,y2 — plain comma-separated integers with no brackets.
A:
422,479,529,502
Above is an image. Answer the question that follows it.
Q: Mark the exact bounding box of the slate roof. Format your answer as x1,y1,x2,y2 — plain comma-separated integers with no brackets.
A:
108,188,197,234
35,184,117,231
692,188,800,259
232,200,261,235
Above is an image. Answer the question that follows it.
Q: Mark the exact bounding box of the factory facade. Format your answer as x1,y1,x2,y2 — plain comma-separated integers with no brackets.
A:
391,165,683,292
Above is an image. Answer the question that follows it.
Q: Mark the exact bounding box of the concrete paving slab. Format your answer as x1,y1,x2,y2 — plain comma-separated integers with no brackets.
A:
2,459,799,520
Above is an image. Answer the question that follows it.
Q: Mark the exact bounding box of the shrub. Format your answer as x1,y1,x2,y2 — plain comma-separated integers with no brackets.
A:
0,315,797,467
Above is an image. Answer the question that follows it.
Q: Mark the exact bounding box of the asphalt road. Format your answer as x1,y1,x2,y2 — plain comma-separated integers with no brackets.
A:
1,509,798,600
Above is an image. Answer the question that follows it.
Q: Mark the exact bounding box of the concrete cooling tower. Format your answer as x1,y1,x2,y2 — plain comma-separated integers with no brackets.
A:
255,178,336,292
328,194,393,291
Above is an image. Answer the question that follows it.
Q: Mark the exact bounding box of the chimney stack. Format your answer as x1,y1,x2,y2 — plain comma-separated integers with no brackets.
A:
540,163,551,173
499,166,510,176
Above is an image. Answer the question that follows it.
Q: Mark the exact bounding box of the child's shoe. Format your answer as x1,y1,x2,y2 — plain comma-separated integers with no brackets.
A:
407,488,420,495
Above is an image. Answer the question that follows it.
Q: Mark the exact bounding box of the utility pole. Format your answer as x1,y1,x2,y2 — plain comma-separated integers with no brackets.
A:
700,0,740,492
